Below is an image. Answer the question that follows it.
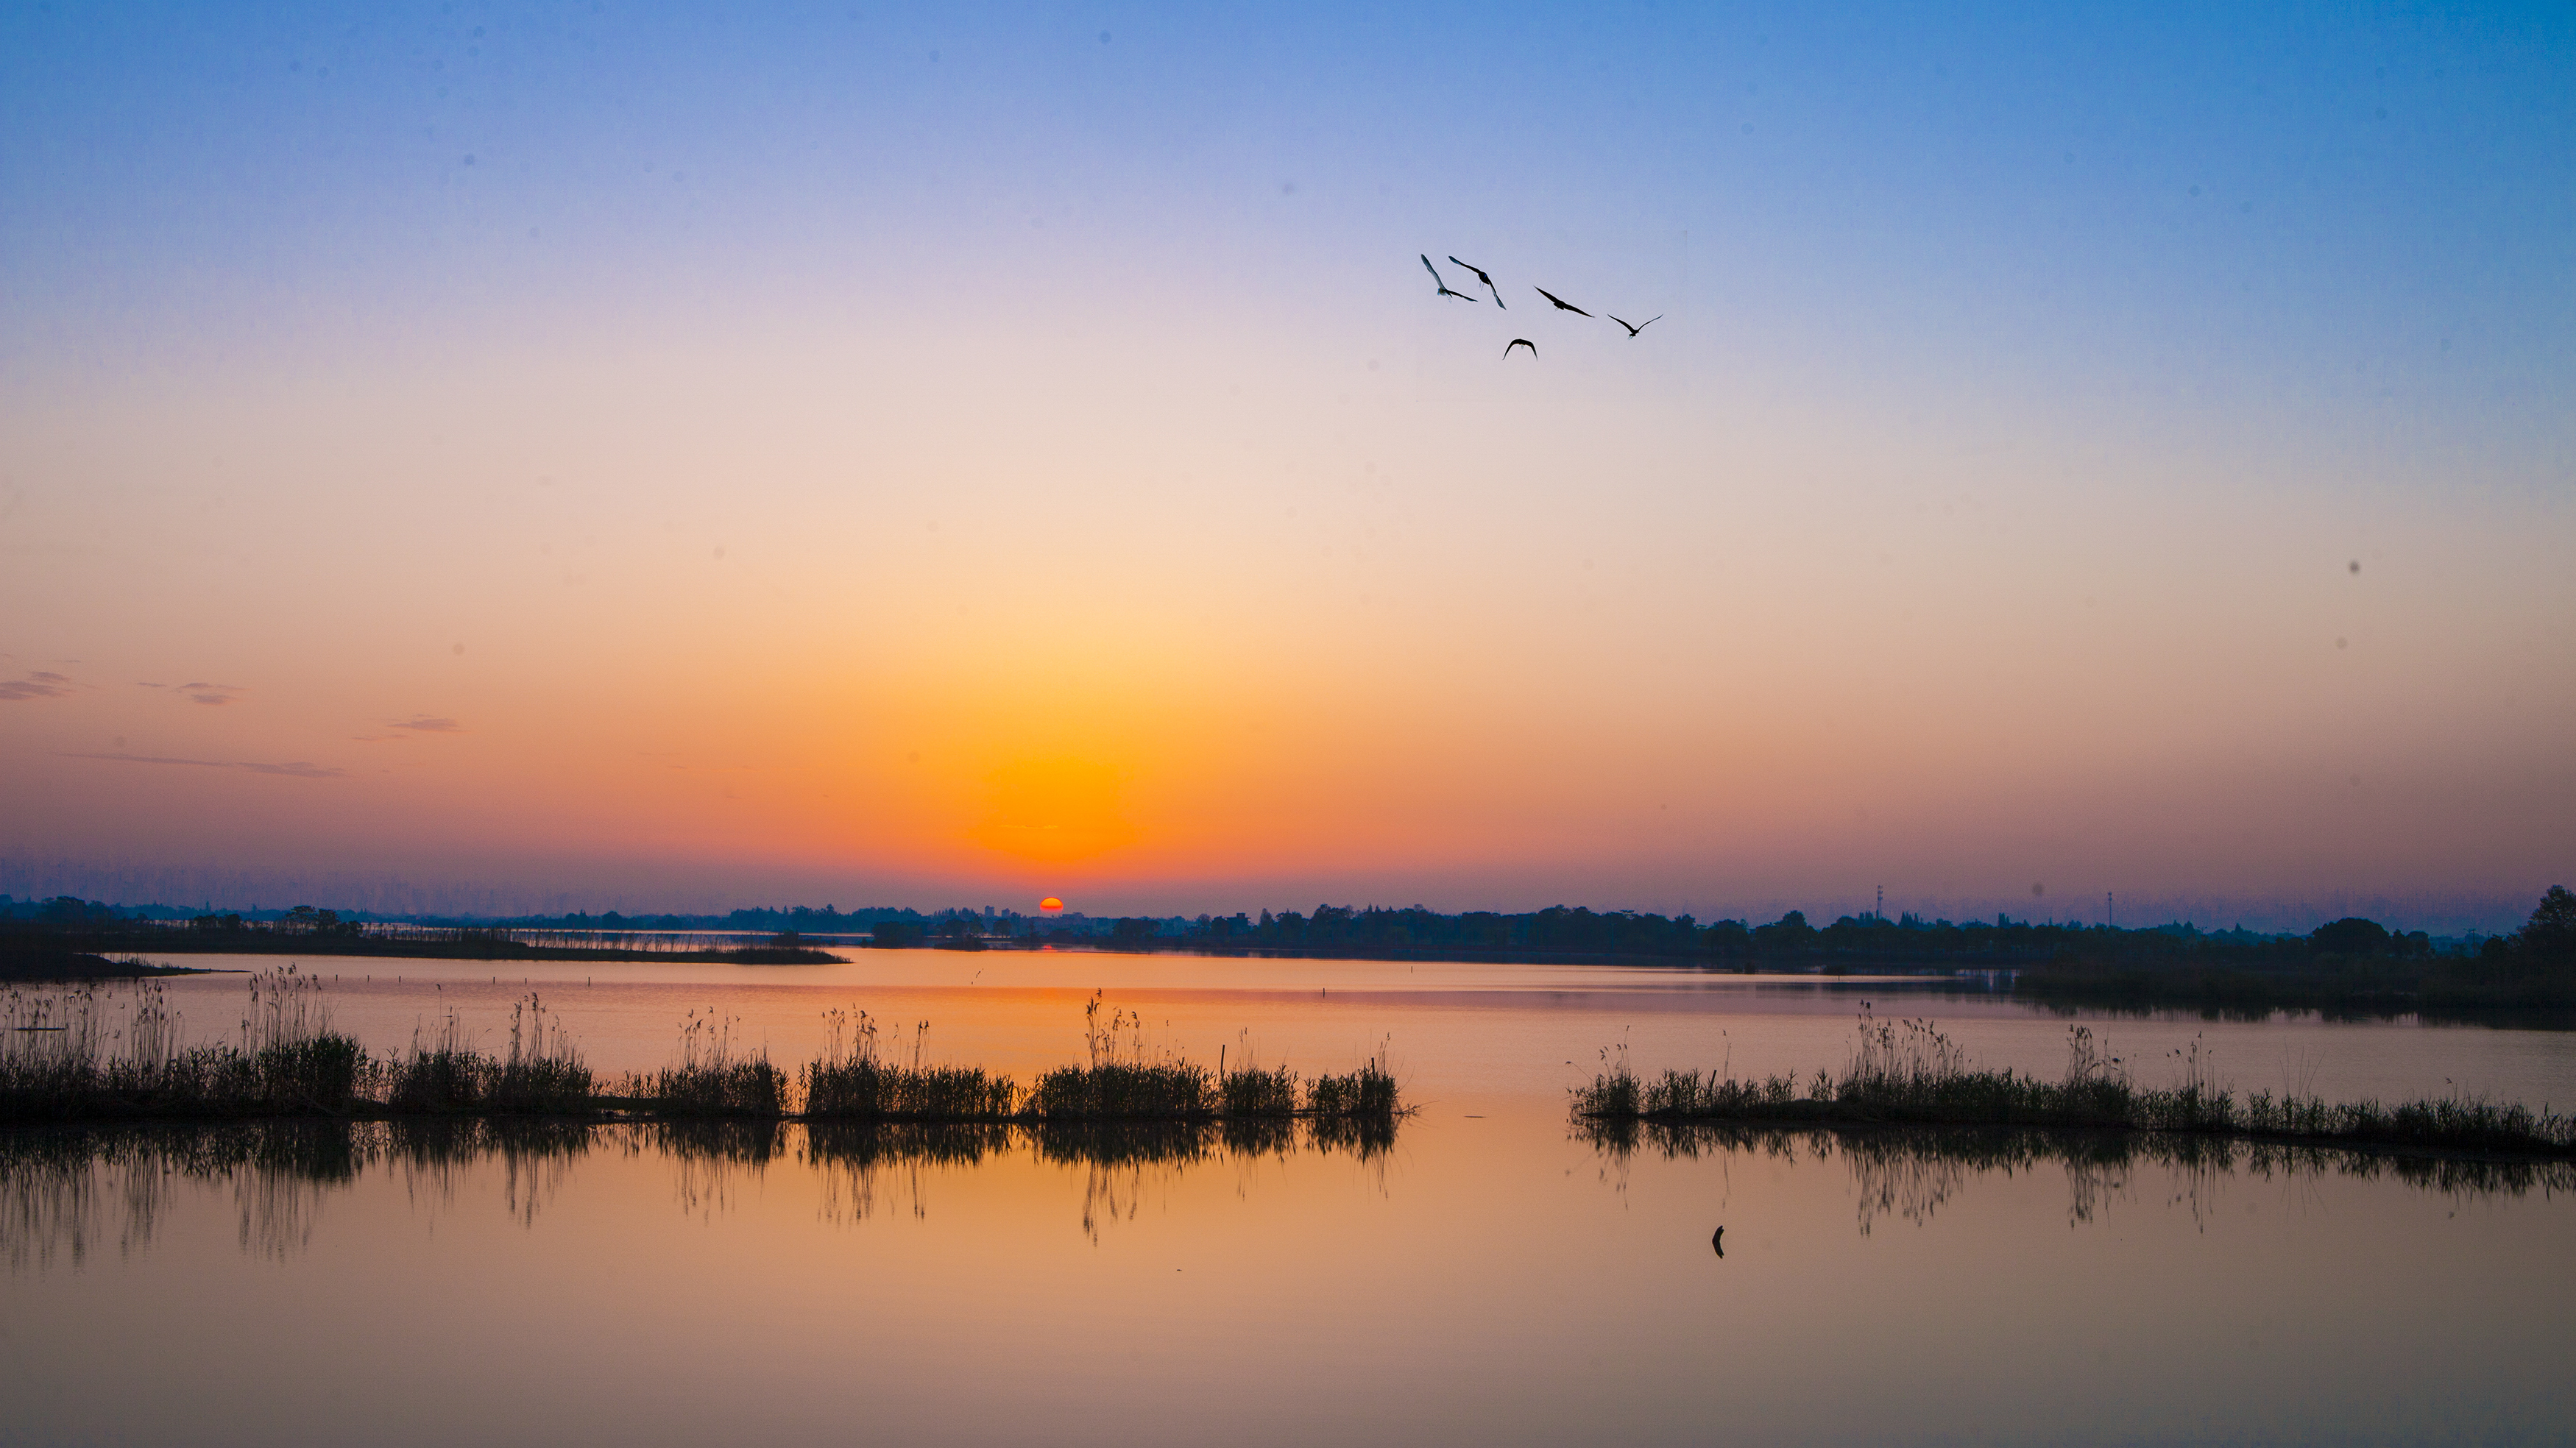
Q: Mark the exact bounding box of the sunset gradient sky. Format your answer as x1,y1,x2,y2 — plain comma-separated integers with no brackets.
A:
4,3,2570,929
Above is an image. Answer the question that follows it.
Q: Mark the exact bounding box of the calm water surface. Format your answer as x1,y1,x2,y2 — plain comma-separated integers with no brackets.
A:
4,952,2571,1446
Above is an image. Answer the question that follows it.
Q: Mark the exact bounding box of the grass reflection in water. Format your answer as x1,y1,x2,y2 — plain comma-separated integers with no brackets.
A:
0,1113,1401,1266
1579,1117,2576,1237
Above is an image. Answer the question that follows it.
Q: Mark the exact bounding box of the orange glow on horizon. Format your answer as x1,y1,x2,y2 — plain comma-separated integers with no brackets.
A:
968,756,1140,865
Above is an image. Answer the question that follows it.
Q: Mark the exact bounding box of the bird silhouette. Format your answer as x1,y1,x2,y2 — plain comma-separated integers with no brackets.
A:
1503,338,1536,358
1421,255,1478,302
1711,1226,1725,1257
1448,255,1506,308
1534,286,1593,316
1608,314,1663,337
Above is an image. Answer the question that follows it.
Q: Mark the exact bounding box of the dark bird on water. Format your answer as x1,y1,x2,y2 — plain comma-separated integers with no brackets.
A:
1711,1226,1724,1257
1421,255,1479,302
1534,286,1593,316
1448,255,1506,308
1609,314,1663,337
1503,338,1536,358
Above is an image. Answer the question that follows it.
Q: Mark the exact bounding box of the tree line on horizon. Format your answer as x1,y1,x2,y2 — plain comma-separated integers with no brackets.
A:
7,889,2571,975
1088,896,2574,970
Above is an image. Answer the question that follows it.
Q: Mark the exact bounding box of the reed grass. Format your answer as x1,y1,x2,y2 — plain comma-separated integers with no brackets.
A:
1571,1012,2576,1159
804,1059,1016,1118
1,982,1406,1129
0,971,365,1122
1305,1051,1401,1121
383,995,595,1114
800,1009,1016,1120
621,1009,784,1117
1030,1061,1216,1119
1028,994,1214,1121
1220,1063,1301,1117
1211,1029,1301,1118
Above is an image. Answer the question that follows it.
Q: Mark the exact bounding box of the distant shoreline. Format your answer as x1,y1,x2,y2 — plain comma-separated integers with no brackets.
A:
0,951,225,983
7,905,2570,1017
2,927,837,968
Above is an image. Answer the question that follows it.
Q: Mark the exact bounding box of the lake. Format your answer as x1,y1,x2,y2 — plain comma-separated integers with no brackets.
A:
5,951,2572,1445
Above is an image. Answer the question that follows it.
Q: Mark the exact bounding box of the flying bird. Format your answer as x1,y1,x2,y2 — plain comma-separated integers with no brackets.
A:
1609,314,1663,337
1503,338,1536,358
1448,256,1506,308
1534,286,1592,316
1420,255,1478,302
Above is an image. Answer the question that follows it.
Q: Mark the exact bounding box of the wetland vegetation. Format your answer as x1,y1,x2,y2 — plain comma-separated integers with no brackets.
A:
0,978,1407,1130
1574,1009,2576,1160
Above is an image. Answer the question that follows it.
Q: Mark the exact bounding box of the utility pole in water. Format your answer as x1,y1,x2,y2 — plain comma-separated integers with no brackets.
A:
2107,891,2115,929
1876,885,1884,922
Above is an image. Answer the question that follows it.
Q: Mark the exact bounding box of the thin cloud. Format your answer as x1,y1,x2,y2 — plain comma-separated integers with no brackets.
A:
393,716,463,733
65,752,344,779
176,682,241,706
0,672,76,702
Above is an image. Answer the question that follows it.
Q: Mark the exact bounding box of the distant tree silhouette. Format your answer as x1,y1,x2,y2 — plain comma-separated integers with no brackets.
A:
2517,885,2576,963
1752,910,1814,953
2309,917,2393,957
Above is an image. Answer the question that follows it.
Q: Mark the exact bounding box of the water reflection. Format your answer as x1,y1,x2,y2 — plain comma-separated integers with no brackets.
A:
1579,1120,2576,1235
0,1116,1401,1267
393,1118,596,1230
802,1118,1393,1236
1,1121,588,1269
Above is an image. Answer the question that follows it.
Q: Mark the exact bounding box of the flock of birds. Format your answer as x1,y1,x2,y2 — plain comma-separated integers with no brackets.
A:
1418,252,1661,358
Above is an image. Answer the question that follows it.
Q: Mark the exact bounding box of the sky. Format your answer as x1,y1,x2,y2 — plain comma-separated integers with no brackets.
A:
2,1,2570,930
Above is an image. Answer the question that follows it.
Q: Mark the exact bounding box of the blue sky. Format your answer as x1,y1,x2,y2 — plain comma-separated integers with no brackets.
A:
11,2,2569,407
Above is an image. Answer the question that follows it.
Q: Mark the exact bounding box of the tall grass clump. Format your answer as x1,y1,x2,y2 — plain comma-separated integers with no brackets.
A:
382,1009,480,1112
626,1009,784,1116
1220,1065,1298,1116
238,966,362,1112
1304,1046,1401,1121
384,995,596,1114
1027,993,1213,1121
800,1008,1016,1121
1,970,364,1122
1217,1032,1300,1118
0,983,122,1121
1571,1043,1644,1121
